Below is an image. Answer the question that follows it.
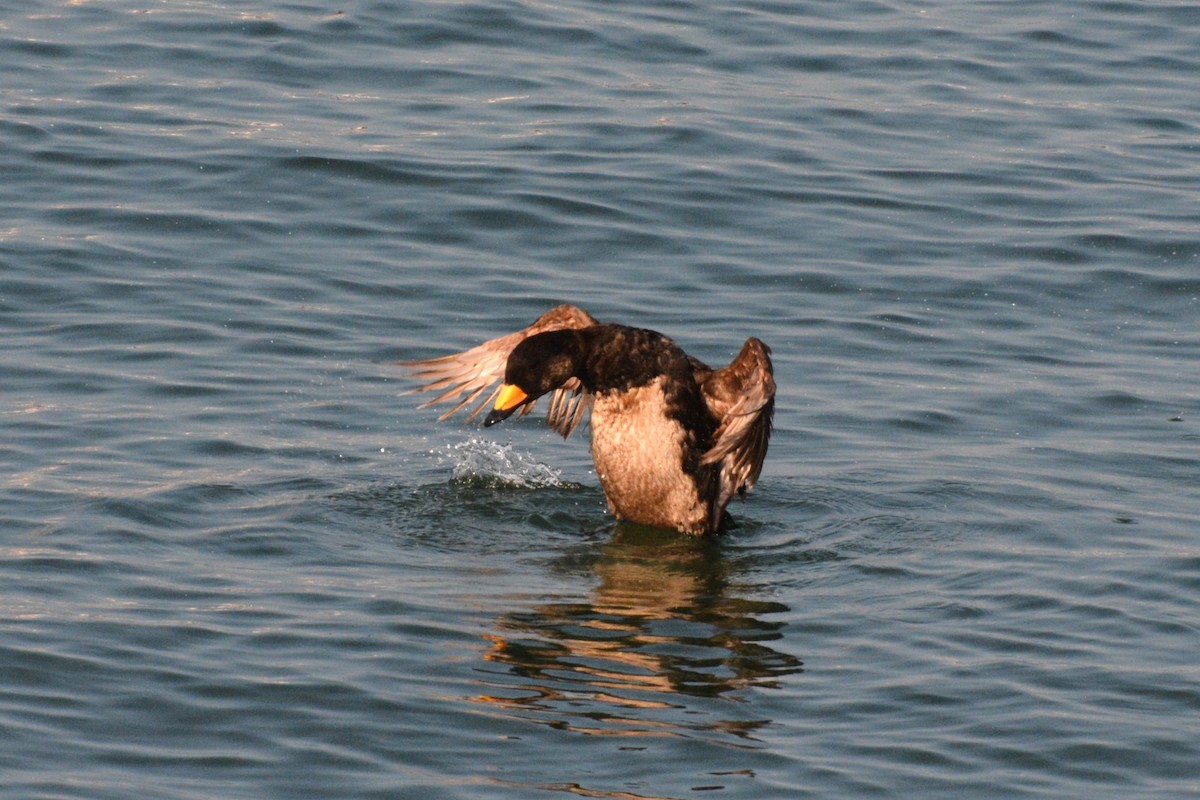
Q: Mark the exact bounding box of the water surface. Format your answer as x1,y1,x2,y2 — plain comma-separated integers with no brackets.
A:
2,1,1198,798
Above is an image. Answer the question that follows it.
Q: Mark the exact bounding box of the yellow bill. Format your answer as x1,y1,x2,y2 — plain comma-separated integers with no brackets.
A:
485,383,528,426
494,383,528,412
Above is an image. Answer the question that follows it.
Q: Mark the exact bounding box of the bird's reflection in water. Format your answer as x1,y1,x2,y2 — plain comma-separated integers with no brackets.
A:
472,524,803,743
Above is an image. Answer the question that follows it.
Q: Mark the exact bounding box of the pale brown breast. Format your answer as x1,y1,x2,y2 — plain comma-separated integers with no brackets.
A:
587,377,713,535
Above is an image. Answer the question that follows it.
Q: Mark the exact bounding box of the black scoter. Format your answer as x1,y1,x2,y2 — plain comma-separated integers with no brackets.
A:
402,304,774,536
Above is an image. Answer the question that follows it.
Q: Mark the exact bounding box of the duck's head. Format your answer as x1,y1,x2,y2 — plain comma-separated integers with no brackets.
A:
484,329,585,427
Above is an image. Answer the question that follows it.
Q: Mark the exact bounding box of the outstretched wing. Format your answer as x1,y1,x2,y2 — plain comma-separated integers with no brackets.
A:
699,337,775,510
399,304,597,437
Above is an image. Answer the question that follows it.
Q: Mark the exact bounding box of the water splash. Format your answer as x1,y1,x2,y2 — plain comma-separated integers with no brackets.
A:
441,438,567,489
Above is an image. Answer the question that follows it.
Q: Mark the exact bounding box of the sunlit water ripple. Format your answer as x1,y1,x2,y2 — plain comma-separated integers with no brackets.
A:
2,1,1198,798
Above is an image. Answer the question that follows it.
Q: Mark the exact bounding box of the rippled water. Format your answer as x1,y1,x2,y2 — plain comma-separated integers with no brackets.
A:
3,1,1198,798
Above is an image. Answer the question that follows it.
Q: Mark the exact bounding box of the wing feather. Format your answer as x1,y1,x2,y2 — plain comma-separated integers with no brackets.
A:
699,338,775,510
400,304,598,435
545,379,591,437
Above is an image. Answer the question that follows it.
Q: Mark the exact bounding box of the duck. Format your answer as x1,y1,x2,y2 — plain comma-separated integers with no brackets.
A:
401,304,775,536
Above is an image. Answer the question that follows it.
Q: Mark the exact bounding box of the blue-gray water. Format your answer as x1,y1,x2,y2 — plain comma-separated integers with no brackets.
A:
3,1,1198,798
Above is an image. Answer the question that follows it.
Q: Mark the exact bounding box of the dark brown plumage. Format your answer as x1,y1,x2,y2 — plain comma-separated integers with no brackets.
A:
401,304,775,536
